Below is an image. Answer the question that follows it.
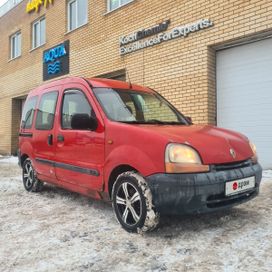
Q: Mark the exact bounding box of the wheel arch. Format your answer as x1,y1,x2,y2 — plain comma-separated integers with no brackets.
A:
20,153,29,167
19,140,34,167
104,145,159,199
107,164,138,199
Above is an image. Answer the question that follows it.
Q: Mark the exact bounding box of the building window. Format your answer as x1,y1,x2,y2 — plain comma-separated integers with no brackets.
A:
10,32,21,59
67,0,88,32
107,0,132,12
32,17,46,49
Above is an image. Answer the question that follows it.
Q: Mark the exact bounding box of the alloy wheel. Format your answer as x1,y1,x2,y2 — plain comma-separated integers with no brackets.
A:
115,181,142,226
23,160,34,191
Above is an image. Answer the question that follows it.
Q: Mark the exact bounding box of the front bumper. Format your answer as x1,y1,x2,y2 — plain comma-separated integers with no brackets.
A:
146,162,262,215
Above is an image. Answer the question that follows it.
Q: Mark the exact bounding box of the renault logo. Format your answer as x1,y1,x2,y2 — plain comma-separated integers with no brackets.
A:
230,148,236,159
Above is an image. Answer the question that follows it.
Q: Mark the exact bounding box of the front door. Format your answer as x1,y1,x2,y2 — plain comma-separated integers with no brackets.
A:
54,84,104,191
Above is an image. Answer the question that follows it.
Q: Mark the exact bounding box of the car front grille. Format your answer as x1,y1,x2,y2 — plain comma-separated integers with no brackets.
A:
212,159,253,172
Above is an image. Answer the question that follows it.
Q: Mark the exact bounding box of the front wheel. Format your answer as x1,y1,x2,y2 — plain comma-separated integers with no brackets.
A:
22,158,44,192
112,172,159,233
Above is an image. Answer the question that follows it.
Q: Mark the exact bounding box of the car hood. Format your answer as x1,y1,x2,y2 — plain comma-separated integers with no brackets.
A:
139,124,253,165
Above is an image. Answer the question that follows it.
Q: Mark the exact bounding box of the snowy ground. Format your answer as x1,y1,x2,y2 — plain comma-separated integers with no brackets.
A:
0,157,271,272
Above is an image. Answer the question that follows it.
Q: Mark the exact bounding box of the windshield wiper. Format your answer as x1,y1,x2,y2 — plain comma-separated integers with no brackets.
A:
162,121,185,125
147,119,184,125
119,120,185,125
147,119,165,124
119,121,146,124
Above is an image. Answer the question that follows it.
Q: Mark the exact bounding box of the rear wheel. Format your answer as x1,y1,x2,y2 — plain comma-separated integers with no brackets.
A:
22,158,43,192
112,172,159,233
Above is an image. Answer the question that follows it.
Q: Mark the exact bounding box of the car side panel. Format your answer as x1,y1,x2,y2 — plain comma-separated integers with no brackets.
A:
54,82,105,191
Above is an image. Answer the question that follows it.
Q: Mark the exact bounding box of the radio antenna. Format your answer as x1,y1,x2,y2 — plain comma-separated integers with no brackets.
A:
122,55,132,89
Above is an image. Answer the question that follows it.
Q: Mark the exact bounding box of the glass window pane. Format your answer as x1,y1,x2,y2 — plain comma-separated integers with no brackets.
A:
11,36,16,58
62,90,92,129
33,22,38,48
109,0,119,11
21,96,38,129
69,0,77,30
77,0,87,27
36,91,58,130
94,88,181,123
121,0,130,5
40,18,46,45
94,88,136,121
17,33,21,57
14,35,18,57
139,94,179,122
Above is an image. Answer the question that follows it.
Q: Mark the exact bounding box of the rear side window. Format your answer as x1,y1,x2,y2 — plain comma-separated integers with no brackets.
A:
21,96,38,129
61,89,93,129
36,91,58,130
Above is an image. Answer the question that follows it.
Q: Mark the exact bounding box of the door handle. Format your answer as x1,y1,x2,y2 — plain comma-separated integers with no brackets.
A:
47,134,53,145
57,134,64,142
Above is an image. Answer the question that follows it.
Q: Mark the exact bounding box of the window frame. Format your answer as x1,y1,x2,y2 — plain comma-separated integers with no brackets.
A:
35,91,59,131
67,0,88,32
10,31,21,60
107,0,133,12
61,88,94,130
32,17,46,50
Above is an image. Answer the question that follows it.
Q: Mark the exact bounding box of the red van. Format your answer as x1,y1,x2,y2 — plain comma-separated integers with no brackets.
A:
19,77,262,232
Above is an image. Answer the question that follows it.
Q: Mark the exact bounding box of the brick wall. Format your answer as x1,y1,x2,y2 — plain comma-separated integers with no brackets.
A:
1,0,272,153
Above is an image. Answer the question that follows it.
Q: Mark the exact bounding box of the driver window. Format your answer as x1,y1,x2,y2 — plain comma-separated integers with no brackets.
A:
62,89,93,129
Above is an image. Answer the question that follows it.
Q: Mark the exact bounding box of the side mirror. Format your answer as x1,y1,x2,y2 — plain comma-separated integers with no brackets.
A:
185,116,193,124
71,114,98,131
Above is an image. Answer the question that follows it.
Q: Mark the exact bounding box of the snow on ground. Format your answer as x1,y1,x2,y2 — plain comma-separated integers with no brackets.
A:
262,169,272,182
0,156,18,164
0,158,271,272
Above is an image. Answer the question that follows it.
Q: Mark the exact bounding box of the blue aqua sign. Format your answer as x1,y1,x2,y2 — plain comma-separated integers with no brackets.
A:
43,40,69,81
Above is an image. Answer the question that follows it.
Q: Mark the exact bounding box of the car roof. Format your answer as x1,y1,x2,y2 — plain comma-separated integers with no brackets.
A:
87,78,150,92
28,76,152,97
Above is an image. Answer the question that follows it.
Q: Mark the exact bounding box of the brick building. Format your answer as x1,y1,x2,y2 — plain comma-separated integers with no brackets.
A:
0,0,271,168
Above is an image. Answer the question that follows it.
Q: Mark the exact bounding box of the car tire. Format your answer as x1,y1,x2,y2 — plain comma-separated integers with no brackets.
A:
22,158,44,192
112,171,159,233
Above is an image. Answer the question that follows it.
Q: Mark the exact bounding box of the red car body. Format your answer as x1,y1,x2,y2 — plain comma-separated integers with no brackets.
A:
19,77,262,231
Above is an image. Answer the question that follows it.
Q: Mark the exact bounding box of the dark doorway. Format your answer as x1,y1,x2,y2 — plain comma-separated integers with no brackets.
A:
11,96,26,155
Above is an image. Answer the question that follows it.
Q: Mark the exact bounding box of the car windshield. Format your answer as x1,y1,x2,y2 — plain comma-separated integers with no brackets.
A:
93,88,188,125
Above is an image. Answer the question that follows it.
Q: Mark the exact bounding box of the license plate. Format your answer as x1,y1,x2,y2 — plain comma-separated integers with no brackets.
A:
225,176,255,196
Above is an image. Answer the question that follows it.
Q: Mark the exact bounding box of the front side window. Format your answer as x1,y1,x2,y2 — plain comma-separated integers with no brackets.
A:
108,0,132,12
10,31,21,59
93,88,188,125
32,17,46,49
21,96,38,129
36,91,58,130
67,0,88,32
62,89,93,129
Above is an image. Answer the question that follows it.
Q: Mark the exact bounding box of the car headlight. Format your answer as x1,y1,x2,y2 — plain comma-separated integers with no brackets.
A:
249,141,258,163
165,143,209,173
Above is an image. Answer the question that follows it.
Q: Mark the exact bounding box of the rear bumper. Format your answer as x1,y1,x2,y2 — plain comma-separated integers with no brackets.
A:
146,163,262,215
